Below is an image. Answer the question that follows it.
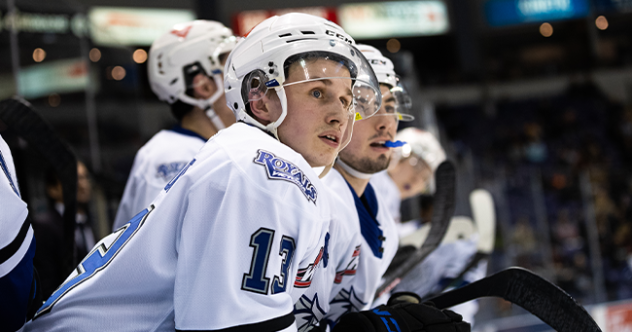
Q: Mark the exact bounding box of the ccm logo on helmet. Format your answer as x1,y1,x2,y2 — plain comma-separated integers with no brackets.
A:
370,59,387,66
325,30,352,44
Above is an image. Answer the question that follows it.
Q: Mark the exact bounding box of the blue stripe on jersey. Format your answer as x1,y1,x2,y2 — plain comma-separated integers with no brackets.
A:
0,236,35,332
346,181,384,258
34,207,152,319
0,149,20,197
170,124,207,142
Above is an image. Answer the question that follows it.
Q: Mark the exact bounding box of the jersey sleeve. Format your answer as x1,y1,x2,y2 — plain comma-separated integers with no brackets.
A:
0,135,35,332
172,153,329,332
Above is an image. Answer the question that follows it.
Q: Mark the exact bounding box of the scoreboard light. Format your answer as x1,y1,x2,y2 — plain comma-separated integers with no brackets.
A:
337,1,450,39
89,7,195,46
18,59,89,99
232,1,449,39
232,7,337,36
485,0,590,27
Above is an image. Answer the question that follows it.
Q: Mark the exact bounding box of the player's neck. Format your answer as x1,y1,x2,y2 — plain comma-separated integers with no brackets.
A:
180,107,218,140
334,163,370,197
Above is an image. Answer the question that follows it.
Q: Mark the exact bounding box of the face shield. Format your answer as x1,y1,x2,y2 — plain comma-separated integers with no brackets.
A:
369,79,414,123
246,43,382,151
204,36,240,130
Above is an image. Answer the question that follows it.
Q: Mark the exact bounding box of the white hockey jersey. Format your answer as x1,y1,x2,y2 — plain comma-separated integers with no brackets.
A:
369,170,401,224
112,126,207,230
1,134,36,332
293,185,363,331
322,169,399,312
0,134,33,279
24,123,331,332
394,237,485,325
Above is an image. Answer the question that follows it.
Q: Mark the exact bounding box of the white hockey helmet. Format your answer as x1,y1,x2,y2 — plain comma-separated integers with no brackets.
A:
394,128,446,172
224,13,382,142
391,128,446,194
148,20,238,127
357,44,414,122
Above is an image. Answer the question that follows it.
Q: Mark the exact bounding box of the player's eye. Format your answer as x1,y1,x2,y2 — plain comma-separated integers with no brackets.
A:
311,90,322,98
385,106,395,113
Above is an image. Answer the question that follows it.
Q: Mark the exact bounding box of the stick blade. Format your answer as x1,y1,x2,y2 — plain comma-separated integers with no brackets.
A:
469,189,496,254
428,267,601,332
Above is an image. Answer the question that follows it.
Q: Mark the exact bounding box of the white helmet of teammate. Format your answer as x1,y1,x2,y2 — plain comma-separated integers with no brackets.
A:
389,128,446,194
394,128,446,172
224,13,383,143
148,20,238,128
356,44,414,123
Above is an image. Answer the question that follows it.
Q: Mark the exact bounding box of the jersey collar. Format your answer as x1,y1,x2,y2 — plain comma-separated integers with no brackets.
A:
346,180,385,258
169,124,207,142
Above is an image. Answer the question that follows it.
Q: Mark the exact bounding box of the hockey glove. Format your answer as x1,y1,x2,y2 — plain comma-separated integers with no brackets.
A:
332,301,470,332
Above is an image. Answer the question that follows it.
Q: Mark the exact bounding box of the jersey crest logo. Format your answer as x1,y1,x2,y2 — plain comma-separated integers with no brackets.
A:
156,161,188,182
254,150,317,203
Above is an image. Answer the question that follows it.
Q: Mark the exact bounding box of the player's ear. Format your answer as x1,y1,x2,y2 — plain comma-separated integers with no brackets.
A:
249,90,281,124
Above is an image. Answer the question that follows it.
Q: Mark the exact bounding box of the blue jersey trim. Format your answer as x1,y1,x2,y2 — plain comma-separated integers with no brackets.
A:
0,149,20,197
346,181,384,258
169,124,207,142
0,236,35,332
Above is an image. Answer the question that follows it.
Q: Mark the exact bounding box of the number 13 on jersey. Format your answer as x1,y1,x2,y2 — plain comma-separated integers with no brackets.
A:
242,227,296,295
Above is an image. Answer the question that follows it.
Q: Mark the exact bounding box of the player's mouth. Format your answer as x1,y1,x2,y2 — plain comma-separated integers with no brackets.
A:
369,139,390,152
319,132,340,148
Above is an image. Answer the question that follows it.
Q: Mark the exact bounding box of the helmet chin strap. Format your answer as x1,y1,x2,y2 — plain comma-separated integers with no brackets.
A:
265,86,289,141
204,73,227,130
336,158,373,180
205,108,225,130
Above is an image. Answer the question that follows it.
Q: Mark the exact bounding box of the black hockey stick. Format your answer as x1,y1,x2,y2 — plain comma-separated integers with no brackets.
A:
425,189,496,298
375,160,456,300
427,267,602,332
0,97,78,276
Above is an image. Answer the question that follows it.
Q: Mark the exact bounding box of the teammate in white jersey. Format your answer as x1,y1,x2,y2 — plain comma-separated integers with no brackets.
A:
370,112,483,327
370,128,446,227
0,134,36,332
113,20,239,230
24,13,383,332
313,46,469,332
306,45,412,325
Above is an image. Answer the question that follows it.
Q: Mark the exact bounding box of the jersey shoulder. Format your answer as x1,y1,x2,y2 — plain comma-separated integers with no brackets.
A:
194,123,326,210
322,168,355,205
133,130,206,183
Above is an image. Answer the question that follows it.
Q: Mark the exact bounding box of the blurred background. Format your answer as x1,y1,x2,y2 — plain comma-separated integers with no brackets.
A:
1,0,632,330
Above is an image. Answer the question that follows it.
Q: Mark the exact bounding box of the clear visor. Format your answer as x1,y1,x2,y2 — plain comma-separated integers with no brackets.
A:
369,80,414,122
248,45,382,120
211,36,240,70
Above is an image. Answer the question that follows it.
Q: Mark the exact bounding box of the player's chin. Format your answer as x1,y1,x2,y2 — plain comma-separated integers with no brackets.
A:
305,149,337,168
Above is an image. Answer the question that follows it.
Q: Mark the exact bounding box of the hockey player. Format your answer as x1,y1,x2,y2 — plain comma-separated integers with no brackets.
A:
325,45,468,332
372,129,484,326
23,13,383,331
112,20,239,230
0,133,36,332
370,128,445,226
323,45,414,313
